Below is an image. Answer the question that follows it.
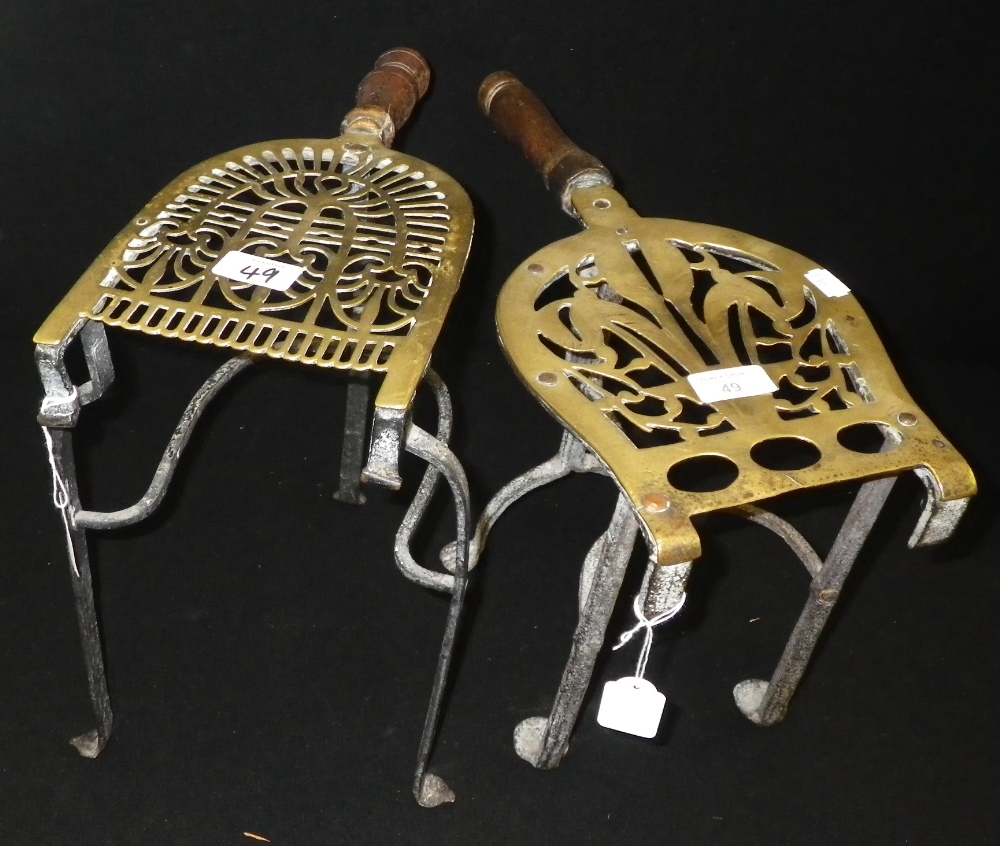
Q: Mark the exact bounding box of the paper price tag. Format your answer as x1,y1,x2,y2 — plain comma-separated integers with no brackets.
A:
597,677,666,739
805,267,851,298
687,364,778,404
213,251,302,292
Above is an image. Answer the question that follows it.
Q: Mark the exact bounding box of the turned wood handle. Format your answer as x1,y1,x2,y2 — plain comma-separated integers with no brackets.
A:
478,71,612,209
342,48,431,146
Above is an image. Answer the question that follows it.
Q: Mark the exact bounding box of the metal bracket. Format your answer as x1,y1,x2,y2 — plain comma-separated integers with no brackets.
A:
909,467,971,547
36,320,115,428
363,406,408,490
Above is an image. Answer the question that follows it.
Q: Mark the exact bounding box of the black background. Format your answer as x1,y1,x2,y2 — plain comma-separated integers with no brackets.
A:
1,2,998,843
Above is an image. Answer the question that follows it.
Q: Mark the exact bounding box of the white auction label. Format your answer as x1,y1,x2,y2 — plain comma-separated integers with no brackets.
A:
213,251,303,292
805,267,851,298
597,677,666,738
687,364,778,404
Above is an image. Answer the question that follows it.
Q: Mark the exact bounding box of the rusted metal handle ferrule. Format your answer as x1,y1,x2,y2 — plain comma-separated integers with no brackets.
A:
479,71,613,215
341,47,431,147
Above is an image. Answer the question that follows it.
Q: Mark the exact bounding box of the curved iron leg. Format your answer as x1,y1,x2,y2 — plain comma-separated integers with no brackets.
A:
441,429,603,573
403,423,471,807
76,356,254,530
394,370,456,592
734,473,898,725
514,492,639,769
43,426,112,757
724,505,824,577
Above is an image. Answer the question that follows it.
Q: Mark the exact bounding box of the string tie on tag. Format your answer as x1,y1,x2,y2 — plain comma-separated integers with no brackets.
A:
612,593,685,681
43,427,80,577
40,385,79,417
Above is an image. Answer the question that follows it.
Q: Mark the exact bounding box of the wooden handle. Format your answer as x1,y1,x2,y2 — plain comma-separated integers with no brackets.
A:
341,48,431,146
479,71,612,212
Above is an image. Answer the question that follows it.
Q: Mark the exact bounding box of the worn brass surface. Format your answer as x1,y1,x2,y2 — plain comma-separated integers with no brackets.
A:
496,185,976,566
36,135,473,414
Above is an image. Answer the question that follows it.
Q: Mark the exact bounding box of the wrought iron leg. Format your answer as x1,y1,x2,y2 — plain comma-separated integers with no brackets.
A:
514,492,640,769
393,369,460,592
403,423,472,807
734,473,898,725
333,376,371,505
43,426,113,757
37,349,251,758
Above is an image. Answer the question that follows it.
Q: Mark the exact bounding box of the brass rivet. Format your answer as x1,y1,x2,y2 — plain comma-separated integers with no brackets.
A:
819,588,839,603
641,493,670,512
616,226,629,235
528,263,544,274
593,198,611,209
537,371,558,386
933,438,946,448
898,412,917,426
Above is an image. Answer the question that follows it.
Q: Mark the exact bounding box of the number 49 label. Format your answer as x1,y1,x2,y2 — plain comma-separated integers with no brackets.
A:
687,364,778,404
213,251,303,292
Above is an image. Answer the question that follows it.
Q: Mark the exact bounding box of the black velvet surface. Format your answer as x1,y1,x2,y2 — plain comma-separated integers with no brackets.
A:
1,2,997,843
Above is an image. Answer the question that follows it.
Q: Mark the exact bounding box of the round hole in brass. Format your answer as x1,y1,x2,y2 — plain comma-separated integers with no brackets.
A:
593,198,611,209
898,412,917,426
838,422,898,454
667,454,739,493
933,438,946,448
528,263,544,274
750,437,822,472
136,218,149,226
537,371,558,386
616,226,629,235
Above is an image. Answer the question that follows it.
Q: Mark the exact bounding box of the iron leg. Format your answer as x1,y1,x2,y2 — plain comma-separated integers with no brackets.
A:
394,370,459,592
514,493,640,769
333,376,371,505
403,423,472,807
440,430,603,573
734,474,898,725
44,426,113,757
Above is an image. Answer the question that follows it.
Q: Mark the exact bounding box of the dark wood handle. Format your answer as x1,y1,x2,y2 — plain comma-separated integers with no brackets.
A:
342,48,431,146
478,71,612,209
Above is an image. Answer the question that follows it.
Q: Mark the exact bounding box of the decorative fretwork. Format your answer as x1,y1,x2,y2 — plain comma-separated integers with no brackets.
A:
478,73,977,775
86,143,452,370
34,49,478,808
496,187,974,559
533,239,867,451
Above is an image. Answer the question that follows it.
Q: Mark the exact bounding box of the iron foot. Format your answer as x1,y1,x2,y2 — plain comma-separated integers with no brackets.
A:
69,728,106,758
332,488,367,506
513,716,549,767
416,773,456,808
733,679,770,724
